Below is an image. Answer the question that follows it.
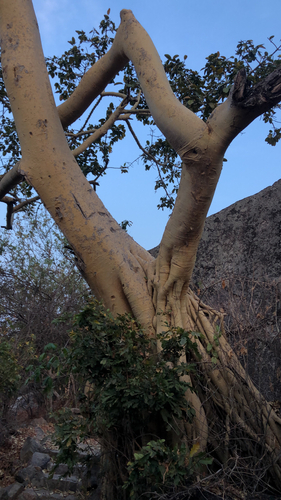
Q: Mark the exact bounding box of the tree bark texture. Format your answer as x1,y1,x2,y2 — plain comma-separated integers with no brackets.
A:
1,0,281,486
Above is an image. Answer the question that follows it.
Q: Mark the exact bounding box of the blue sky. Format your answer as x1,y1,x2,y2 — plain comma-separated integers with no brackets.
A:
1,0,280,250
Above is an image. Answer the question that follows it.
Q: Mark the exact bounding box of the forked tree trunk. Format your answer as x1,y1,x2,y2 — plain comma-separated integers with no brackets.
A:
1,0,281,489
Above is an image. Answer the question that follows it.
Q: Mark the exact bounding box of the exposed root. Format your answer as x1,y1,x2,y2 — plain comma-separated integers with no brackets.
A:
156,286,281,489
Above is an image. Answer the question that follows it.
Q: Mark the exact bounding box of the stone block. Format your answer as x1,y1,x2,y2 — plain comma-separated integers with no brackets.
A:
30,452,51,469
20,438,45,463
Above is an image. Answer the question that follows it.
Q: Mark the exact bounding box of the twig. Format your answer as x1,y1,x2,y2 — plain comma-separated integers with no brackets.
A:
13,196,40,213
77,95,103,134
126,120,173,203
72,96,129,157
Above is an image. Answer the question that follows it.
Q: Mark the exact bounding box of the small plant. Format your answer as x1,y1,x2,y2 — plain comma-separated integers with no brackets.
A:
124,439,212,499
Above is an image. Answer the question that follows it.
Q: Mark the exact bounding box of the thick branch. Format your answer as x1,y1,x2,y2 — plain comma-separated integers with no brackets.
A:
233,66,281,110
112,10,206,153
57,51,128,129
57,10,206,151
0,0,155,331
208,67,281,149
0,162,24,199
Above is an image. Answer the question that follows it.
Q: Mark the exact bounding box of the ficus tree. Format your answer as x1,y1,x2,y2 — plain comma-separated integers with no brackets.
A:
1,0,281,488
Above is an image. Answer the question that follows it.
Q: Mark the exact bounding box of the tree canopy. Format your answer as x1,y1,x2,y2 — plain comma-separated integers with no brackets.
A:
0,11,280,226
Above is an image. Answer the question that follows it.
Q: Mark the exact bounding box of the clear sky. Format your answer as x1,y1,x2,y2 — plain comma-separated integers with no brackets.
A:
1,0,280,250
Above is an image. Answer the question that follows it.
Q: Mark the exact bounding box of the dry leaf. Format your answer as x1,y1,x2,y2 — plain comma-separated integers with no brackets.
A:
190,442,200,457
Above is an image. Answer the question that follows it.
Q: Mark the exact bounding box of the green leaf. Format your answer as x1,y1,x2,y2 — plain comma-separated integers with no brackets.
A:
199,457,213,465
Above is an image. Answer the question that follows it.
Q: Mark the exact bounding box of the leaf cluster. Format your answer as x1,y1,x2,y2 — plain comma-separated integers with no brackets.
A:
124,439,212,499
44,300,197,434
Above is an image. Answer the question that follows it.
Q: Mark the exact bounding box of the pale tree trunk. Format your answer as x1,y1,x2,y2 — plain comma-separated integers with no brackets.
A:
1,0,281,488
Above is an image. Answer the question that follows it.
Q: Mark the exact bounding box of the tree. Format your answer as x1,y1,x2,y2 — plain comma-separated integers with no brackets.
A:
1,0,281,489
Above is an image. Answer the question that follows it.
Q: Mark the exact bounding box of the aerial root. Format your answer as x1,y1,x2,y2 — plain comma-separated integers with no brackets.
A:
168,288,281,487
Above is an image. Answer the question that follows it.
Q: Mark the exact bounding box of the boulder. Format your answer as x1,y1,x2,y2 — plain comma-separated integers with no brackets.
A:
149,179,281,401
15,465,44,486
9,392,45,425
19,438,45,463
0,483,24,500
29,452,51,469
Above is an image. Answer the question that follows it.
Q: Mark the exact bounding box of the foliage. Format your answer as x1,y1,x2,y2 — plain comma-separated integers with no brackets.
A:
119,219,133,232
124,439,212,499
0,13,280,211
0,208,90,352
28,299,211,498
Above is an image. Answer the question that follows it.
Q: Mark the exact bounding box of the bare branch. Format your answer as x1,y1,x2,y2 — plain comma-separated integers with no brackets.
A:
119,109,151,116
72,96,129,157
13,195,40,213
101,91,127,99
88,180,100,191
77,96,102,134
0,195,16,204
0,193,40,230
126,120,164,166
248,38,281,76
65,129,97,138
1,199,15,229
126,121,173,204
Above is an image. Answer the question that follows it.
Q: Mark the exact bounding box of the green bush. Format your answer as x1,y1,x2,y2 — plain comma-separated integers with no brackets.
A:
29,299,211,498
125,439,211,499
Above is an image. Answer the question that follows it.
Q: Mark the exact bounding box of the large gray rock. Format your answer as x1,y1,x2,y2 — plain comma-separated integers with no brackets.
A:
192,178,281,286
29,452,51,469
15,465,45,486
150,179,281,401
0,483,24,500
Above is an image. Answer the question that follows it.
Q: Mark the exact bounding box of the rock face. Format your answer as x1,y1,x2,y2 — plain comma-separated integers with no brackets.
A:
150,179,281,401
192,179,281,286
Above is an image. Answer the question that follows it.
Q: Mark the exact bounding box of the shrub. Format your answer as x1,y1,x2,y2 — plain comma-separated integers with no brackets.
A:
29,299,211,498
